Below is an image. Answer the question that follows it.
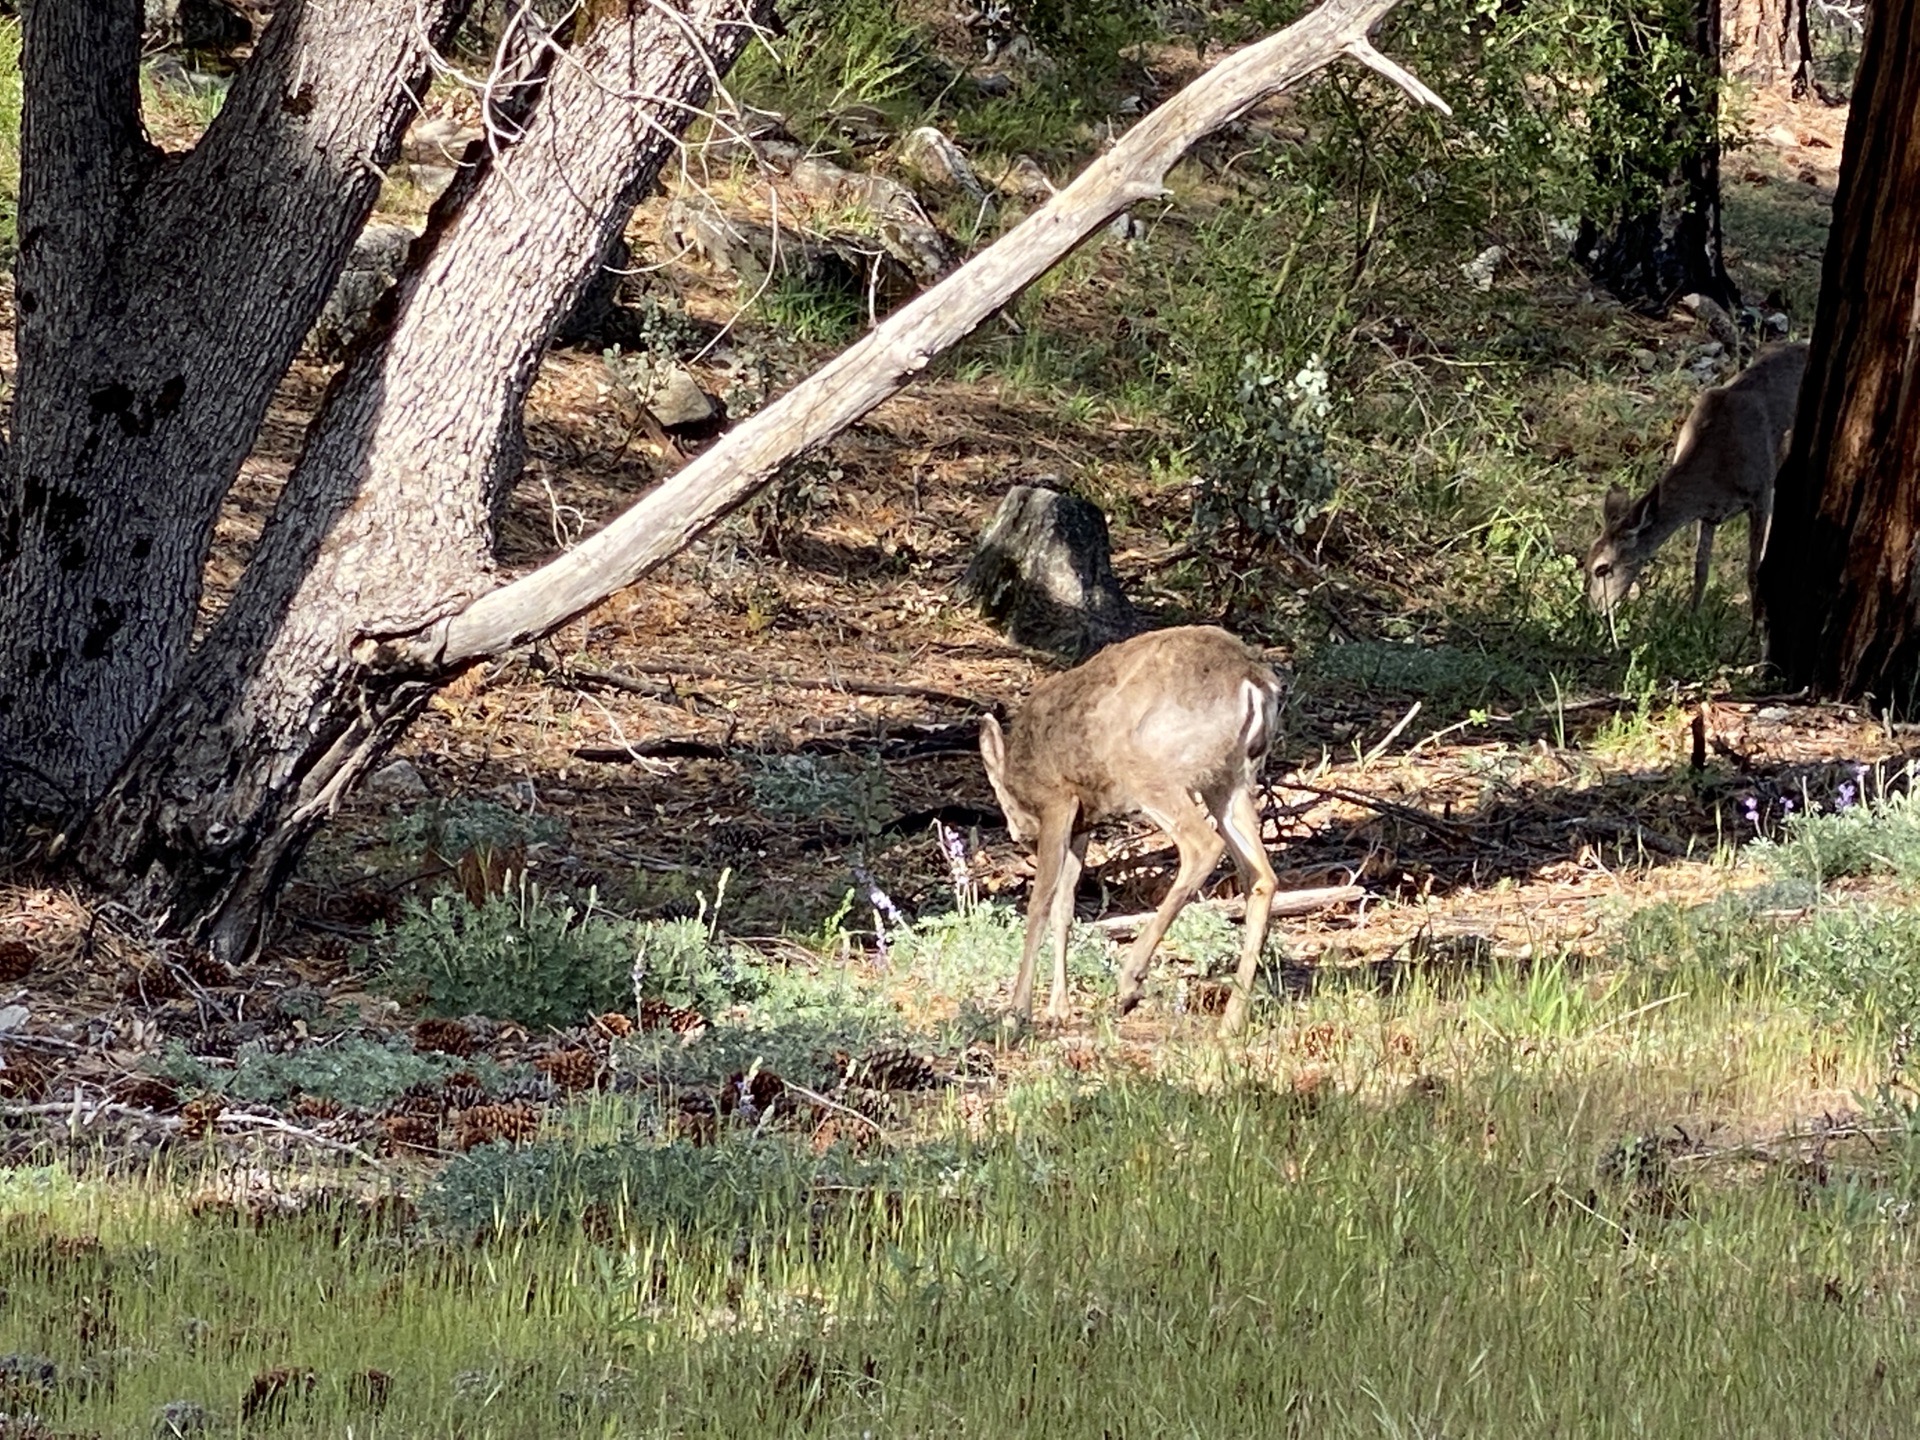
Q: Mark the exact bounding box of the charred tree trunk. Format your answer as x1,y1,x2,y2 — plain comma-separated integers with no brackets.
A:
0,0,470,823
1758,0,1920,703
1723,0,1817,95
1575,0,1737,313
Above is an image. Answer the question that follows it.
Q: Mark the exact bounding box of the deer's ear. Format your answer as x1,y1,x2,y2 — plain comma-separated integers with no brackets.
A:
1602,486,1633,526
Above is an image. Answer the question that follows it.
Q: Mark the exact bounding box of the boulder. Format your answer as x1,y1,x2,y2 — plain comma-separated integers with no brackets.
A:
961,483,1145,661
899,126,991,207
305,223,417,360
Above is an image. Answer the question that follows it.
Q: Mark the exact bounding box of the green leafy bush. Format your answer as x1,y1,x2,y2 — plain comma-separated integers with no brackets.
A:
383,797,565,859
374,879,637,1028
888,904,1111,994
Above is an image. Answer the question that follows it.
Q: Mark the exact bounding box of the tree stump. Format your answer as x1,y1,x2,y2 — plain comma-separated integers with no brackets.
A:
961,484,1145,660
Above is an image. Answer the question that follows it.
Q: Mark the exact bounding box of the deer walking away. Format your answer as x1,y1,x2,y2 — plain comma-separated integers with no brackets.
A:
979,625,1287,1037
1585,341,1808,614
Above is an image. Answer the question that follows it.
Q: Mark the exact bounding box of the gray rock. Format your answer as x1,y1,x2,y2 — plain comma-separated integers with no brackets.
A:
1000,155,1057,202
899,126,990,206
402,116,483,168
369,757,429,798
154,1399,213,1437
972,70,1016,97
306,223,419,360
961,483,1145,661
0,1004,28,1033
144,0,250,51
1631,348,1658,371
619,357,715,428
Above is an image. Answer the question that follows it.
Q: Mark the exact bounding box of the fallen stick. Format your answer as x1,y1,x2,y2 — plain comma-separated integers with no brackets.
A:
1088,884,1364,937
561,659,995,711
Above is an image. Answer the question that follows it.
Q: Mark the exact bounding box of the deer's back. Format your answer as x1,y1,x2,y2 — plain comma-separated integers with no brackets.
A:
1011,626,1282,822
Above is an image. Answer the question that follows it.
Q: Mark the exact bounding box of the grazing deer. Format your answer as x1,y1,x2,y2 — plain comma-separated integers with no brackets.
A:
1585,341,1808,614
978,625,1287,1037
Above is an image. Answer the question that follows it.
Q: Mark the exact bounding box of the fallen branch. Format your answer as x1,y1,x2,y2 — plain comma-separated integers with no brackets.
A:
561,658,995,711
1276,780,1472,842
216,1110,385,1168
404,0,1446,667
1088,884,1365,937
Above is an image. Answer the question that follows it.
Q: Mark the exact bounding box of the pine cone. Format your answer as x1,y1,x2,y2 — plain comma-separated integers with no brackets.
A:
0,939,36,982
591,1011,635,1038
391,1082,445,1119
121,962,183,1004
180,1094,225,1135
311,934,353,969
637,998,706,1035
413,1018,474,1057
292,1094,341,1122
184,951,237,988
113,1076,181,1111
674,1091,718,1146
719,1069,786,1121
843,1047,937,1092
242,1367,316,1422
381,1114,440,1153
0,1053,50,1101
350,1368,393,1413
336,888,402,927
454,1102,539,1150
535,1048,598,1092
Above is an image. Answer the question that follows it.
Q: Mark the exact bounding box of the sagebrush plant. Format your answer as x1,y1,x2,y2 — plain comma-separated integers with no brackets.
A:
748,752,895,838
887,903,1112,996
1750,775,1920,885
153,1035,514,1110
373,878,636,1028
1190,353,1339,540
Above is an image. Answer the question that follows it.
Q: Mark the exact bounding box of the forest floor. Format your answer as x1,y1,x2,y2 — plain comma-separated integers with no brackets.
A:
9,14,1920,1438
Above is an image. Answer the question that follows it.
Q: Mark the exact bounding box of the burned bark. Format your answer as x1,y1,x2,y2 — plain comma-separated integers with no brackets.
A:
1575,0,1737,313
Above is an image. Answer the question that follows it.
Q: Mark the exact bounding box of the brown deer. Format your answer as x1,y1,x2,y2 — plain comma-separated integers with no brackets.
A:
978,625,1287,1037
1585,341,1808,613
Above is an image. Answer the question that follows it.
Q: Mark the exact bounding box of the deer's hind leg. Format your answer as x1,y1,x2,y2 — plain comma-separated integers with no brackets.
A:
1114,797,1225,1017
1216,785,1279,1038
1011,807,1079,1026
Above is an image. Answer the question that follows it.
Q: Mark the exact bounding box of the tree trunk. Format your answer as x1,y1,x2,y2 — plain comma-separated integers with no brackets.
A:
1758,0,1920,702
0,0,470,824
75,0,773,960
1576,0,1738,313
1722,0,1816,95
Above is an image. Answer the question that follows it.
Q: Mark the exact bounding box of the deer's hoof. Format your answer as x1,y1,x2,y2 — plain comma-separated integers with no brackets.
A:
1113,988,1143,1017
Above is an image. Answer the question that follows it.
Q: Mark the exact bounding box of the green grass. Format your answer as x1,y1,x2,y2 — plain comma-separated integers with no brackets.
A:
6,992,1919,1438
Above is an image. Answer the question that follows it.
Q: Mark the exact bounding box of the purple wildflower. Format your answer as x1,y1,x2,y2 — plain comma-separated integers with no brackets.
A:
1836,782,1857,811
1741,795,1761,829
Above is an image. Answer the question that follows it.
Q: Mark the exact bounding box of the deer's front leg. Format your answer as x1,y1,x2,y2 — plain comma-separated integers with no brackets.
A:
1043,831,1089,1022
1691,520,1717,611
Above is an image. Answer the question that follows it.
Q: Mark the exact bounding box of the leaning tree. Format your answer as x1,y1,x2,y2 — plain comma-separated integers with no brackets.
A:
1758,0,1920,703
0,0,1444,960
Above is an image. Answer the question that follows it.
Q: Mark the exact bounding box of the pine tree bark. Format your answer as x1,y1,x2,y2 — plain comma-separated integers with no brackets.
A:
0,0,469,822
1758,0,1920,701
1722,0,1816,95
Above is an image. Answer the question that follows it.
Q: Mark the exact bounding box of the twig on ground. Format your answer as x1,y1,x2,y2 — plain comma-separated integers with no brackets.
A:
781,1079,886,1132
1277,780,1472,842
1088,885,1365,937
217,1111,386,1168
